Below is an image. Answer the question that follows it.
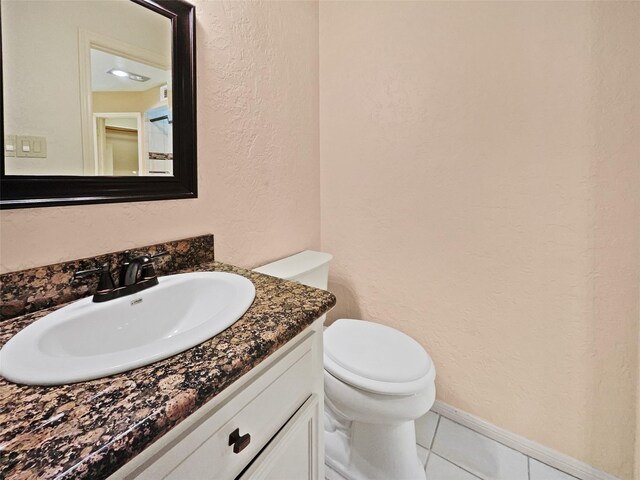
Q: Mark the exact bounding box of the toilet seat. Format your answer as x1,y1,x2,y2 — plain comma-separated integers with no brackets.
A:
324,319,435,396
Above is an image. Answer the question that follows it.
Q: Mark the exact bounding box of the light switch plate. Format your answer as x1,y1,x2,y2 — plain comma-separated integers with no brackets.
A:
16,136,31,157
4,135,16,157
30,136,47,158
16,135,47,158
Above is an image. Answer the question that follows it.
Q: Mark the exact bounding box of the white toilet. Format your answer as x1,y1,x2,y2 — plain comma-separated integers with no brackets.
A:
255,251,436,480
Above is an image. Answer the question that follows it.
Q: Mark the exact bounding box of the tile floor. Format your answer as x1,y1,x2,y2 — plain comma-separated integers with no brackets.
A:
325,411,579,480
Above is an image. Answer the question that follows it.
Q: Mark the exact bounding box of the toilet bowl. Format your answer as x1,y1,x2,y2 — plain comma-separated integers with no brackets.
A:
254,251,436,480
324,319,435,480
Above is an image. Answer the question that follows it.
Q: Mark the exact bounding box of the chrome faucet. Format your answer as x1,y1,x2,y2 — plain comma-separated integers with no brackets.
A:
74,251,169,303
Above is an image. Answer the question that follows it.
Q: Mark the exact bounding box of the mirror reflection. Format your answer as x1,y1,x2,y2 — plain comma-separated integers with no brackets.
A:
2,0,172,176
91,49,172,176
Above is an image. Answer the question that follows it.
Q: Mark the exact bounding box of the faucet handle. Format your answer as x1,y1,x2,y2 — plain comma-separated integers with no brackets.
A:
74,263,115,292
140,251,169,280
121,251,170,286
140,262,157,281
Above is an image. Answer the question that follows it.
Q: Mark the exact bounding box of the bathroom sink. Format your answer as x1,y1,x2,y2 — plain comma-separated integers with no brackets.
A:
0,272,256,385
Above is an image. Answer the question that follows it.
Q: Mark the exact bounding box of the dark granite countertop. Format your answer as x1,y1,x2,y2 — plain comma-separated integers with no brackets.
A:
0,261,335,480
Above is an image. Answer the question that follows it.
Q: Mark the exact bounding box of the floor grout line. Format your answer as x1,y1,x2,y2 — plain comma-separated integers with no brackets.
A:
430,451,484,480
429,413,526,480
423,413,442,476
435,414,578,480
438,414,527,457
424,447,431,475
528,457,581,480
328,410,578,480
429,413,442,450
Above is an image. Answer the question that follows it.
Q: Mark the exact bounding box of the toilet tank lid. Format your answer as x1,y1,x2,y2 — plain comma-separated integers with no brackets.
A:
253,250,333,280
324,319,435,395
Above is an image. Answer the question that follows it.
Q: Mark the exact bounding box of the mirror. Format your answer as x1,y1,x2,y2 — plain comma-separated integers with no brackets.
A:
0,0,196,208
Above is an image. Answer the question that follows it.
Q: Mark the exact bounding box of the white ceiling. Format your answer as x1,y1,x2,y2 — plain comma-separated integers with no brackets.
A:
91,49,170,92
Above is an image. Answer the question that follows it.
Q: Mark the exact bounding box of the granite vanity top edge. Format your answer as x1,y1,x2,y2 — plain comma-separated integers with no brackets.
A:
0,261,336,480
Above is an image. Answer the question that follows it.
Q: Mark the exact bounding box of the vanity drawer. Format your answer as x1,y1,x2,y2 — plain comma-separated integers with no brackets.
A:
163,349,313,479
116,325,323,480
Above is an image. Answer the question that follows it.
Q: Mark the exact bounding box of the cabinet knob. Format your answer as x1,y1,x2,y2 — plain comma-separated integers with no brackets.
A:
228,428,251,454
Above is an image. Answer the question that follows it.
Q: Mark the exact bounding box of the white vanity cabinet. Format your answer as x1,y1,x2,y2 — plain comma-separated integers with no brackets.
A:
110,318,325,480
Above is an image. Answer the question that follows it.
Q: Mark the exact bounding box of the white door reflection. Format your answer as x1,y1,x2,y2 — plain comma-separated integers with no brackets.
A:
91,49,172,176
93,113,142,176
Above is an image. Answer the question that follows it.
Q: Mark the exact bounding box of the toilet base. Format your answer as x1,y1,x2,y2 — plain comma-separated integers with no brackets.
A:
325,405,426,480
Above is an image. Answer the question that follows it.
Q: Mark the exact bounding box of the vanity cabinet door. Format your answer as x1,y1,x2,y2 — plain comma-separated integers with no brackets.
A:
163,351,314,480
109,322,325,480
241,394,322,480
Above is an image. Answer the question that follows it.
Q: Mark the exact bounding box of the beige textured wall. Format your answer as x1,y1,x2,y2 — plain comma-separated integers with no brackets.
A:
0,1,320,272
319,2,640,478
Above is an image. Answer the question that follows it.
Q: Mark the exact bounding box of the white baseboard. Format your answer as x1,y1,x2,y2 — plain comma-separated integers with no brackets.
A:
431,400,620,480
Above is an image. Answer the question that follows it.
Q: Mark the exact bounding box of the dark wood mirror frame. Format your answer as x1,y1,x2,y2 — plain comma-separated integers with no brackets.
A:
0,0,197,209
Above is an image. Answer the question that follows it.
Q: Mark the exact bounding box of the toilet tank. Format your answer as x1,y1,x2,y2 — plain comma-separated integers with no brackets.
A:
253,251,333,290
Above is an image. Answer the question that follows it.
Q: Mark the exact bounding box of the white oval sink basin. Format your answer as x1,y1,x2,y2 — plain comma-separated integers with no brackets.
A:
0,272,256,385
